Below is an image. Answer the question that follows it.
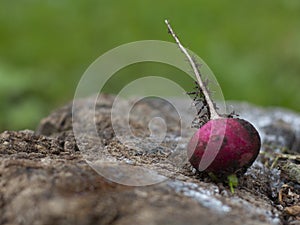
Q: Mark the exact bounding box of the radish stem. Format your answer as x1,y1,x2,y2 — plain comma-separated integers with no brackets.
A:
165,19,220,120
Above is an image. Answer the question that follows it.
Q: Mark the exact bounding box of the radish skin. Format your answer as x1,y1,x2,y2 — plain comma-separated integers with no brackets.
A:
187,118,261,175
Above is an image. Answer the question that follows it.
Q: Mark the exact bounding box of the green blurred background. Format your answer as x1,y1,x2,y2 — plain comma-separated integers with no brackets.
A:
0,0,300,131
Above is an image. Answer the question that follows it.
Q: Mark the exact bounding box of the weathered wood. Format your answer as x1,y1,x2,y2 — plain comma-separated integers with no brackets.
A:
1,95,299,225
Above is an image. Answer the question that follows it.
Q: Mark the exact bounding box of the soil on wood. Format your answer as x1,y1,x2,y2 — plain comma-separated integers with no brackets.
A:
0,94,299,225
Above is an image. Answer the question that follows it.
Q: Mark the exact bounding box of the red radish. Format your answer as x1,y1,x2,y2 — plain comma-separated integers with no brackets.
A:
187,118,260,175
165,20,261,192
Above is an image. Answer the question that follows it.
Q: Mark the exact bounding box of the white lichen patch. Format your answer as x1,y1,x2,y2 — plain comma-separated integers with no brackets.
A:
167,180,232,214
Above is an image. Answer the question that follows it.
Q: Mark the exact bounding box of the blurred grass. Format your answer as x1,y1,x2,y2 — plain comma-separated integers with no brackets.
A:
0,0,300,131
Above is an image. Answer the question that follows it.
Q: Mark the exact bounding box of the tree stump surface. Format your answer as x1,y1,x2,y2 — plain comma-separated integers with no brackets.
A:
1,94,300,225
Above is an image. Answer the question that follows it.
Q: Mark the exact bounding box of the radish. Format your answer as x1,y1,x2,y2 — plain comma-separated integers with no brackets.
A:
165,20,261,192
